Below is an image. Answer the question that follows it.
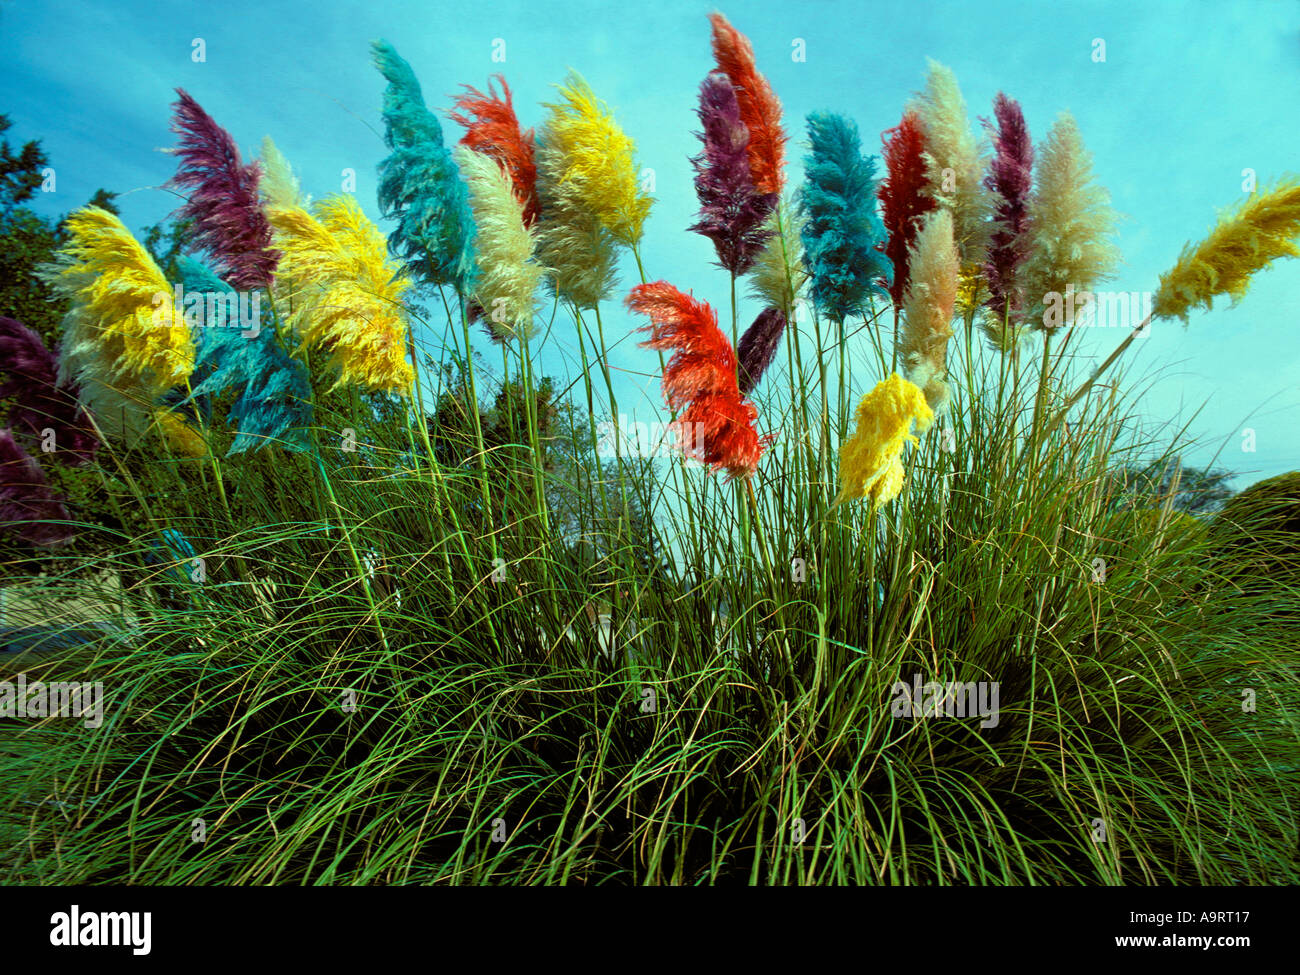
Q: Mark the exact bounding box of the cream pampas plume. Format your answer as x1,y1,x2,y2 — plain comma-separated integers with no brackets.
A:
899,209,960,411
1020,112,1120,329
749,201,808,318
455,146,546,343
258,136,308,210
534,134,620,310
43,206,194,445
908,60,992,272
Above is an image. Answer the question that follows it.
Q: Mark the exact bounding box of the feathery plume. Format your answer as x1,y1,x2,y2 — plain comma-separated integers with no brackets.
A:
627,281,771,480
258,136,308,210
533,130,620,309
749,201,807,317
449,75,540,227
45,206,194,445
737,306,786,396
799,112,890,322
168,89,279,290
538,71,652,248
180,258,313,454
689,71,777,275
980,93,1034,342
908,61,992,269
1020,111,1120,329
708,12,787,195
268,195,414,394
835,373,933,508
372,39,476,293
0,316,98,464
899,209,960,411
154,409,207,457
0,430,74,548
879,112,937,308
1152,178,1300,321
455,146,546,343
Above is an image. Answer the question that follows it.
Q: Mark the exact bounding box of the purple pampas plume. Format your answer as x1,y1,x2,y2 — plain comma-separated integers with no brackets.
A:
981,93,1034,330
168,89,280,290
737,306,786,396
0,317,98,464
688,72,777,276
0,429,75,548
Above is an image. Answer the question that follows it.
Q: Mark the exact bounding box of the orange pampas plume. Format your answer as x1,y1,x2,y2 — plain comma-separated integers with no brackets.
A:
449,75,540,227
708,12,786,195
627,281,771,481
879,112,937,308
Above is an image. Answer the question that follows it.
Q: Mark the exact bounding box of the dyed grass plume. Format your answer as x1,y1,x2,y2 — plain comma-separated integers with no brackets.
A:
708,12,787,195
268,195,414,394
689,71,777,276
899,208,960,411
835,372,933,508
799,111,891,323
168,89,279,291
628,281,770,480
1152,178,1300,321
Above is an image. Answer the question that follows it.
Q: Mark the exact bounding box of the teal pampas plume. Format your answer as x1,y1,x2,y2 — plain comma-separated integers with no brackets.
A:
371,39,476,294
180,257,313,454
799,112,890,323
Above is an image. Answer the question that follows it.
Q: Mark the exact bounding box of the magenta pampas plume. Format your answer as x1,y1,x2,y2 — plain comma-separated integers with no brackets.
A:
689,72,777,275
982,93,1034,321
0,429,75,548
737,306,785,396
168,89,279,289
0,317,97,464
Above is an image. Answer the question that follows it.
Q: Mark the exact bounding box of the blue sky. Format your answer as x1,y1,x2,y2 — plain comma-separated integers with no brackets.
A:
3,0,1299,489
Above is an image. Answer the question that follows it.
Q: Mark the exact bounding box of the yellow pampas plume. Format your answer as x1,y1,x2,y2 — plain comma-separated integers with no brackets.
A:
268,195,414,394
456,146,546,342
46,206,194,445
1152,178,1300,321
539,71,652,247
749,200,808,318
835,373,933,508
1020,112,1120,330
155,409,208,457
899,209,960,411
908,60,992,270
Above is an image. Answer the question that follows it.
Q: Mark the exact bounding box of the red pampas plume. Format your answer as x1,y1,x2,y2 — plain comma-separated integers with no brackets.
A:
708,12,787,196
449,75,540,227
628,282,771,481
879,112,936,308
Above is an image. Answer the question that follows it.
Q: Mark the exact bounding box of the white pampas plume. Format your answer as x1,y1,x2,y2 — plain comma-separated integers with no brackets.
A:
456,145,546,342
1020,111,1121,330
